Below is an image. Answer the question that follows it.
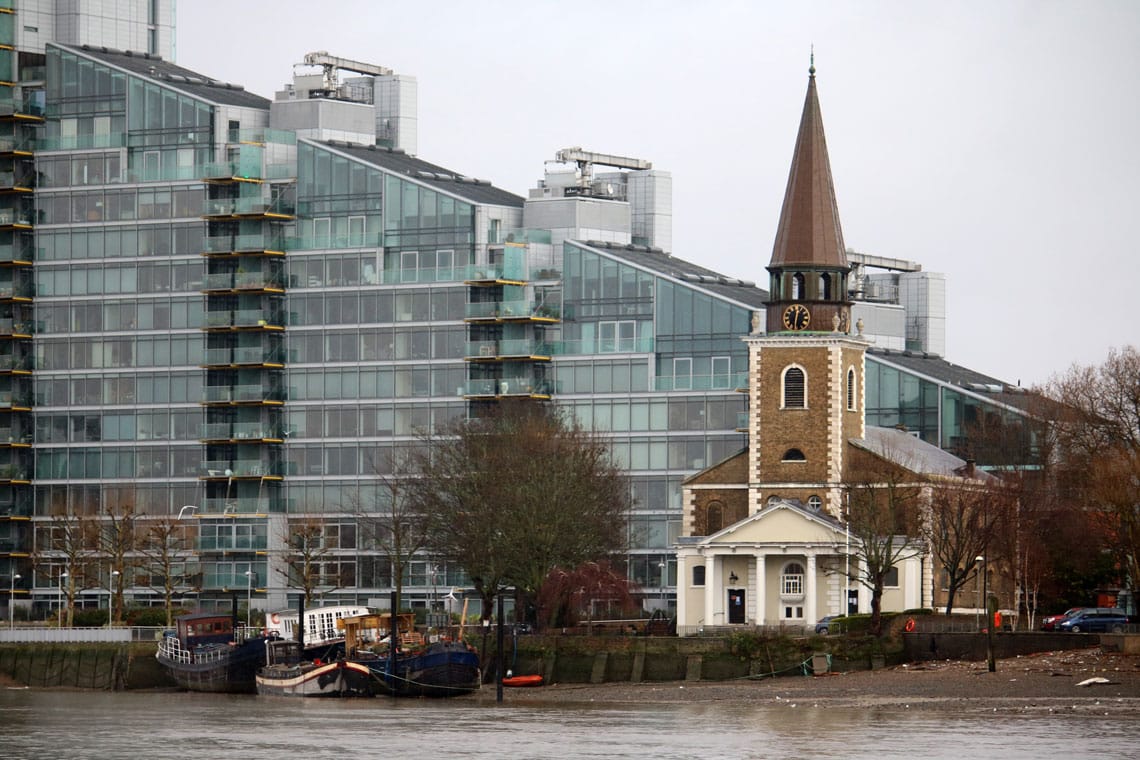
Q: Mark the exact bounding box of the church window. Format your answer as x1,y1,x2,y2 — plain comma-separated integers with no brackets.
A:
705,500,724,533
781,448,806,461
846,367,856,410
692,565,706,586
807,495,822,511
781,563,805,596
819,273,832,300
782,366,806,408
791,272,805,300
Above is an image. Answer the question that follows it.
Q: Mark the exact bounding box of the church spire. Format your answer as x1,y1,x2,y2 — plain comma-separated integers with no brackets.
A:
768,63,847,271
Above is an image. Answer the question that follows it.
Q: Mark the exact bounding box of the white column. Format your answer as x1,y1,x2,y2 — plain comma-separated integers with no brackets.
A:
755,554,766,625
806,553,818,626
675,554,688,630
704,554,719,628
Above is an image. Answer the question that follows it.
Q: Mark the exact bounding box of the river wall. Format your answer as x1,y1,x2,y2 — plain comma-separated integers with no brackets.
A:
0,643,174,690
0,632,1119,691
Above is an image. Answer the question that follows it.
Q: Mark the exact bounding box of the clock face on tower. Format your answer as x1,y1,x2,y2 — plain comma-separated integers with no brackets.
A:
782,304,810,331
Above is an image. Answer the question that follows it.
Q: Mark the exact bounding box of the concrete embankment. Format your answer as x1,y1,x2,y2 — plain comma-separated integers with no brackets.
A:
0,643,175,690
0,631,1112,691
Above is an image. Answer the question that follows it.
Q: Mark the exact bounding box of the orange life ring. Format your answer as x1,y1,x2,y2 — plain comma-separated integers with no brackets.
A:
993,611,1003,628
270,613,281,625
904,618,916,632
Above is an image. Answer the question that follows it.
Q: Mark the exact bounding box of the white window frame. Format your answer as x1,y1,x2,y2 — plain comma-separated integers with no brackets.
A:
781,364,807,409
781,562,805,597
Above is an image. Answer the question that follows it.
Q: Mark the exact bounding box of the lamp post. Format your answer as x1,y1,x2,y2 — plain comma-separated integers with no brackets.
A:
8,572,19,628
976,554,995,673
657,561,666,611
244,570,254,628
108,568,120,626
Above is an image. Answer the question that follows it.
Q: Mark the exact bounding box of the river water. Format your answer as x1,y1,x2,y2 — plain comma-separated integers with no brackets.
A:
1,688,1137,759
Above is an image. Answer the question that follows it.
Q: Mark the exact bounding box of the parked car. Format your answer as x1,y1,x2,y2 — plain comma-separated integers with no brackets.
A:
815,615,840,635
1041,607,1085,631
1057,608,1129,633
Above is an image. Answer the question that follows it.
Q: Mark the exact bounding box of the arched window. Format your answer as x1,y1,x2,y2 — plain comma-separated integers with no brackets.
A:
781,563,805,596
819,273,832,300
846,367,856,410
781,448,806,461
791,272,805,300
705,500,724,534
692,565,706,586
783,366,806,408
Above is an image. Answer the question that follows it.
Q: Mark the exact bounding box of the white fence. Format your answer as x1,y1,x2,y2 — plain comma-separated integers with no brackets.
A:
0,627,133,643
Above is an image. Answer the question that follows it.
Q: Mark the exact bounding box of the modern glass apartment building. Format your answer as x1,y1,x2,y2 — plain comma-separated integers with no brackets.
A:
2,38,1037,620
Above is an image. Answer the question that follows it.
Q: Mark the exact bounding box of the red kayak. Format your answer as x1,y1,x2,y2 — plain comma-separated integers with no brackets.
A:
502,674,544,687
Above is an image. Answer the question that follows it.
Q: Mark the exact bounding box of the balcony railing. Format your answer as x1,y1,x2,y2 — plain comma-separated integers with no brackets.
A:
654,372,750,392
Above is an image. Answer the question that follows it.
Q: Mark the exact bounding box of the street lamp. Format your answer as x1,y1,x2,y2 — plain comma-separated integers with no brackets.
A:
244,570,254,628
657,561,666,611
59,570,68,627
9,572,19,628
976,554,995,673
108,569,120,626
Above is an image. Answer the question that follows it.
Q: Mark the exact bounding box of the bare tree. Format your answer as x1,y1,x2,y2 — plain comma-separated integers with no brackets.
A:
99,503,137,625
358,447,432,621
409,402,630,622
924,483,1010,615
137,515,198,627
276,517,344,606
842,456,925,636
40,513,100,626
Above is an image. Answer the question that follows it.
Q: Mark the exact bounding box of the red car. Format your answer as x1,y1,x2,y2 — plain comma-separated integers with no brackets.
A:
1041,607,1084,631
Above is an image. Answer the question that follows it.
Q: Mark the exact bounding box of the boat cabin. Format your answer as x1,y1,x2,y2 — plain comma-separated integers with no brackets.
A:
175,612,237,646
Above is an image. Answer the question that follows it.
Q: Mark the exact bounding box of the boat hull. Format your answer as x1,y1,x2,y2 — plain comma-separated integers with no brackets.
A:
370,642,481,698
156,638,267,694
256,659,376,698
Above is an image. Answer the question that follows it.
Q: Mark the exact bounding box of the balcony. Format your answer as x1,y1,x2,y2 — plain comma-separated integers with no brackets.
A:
202,458,279,478
0,209,32,228
463,377,552,399
203,497,272,515
204,346,284,367
0,241,34,264
463,300,561,322
201,422,282,442
0,135,33,154
463,264,527,285
203,196,296,220
0,319,31,337
464,338,557,360
202,384,285,405
204,233,286,255
0,389,31,408
203,309,285,331
202,272,285,293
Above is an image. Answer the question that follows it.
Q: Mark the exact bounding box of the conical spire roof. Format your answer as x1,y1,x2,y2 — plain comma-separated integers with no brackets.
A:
769,66,848,270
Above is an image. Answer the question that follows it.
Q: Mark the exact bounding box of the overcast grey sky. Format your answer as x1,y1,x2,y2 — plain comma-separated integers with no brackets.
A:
177,1,1139,388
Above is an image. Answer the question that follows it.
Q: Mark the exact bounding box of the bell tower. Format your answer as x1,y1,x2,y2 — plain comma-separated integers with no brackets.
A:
745,60,867,518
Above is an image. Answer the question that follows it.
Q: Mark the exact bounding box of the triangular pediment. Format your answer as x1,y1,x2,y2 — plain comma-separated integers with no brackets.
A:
699,499,847,547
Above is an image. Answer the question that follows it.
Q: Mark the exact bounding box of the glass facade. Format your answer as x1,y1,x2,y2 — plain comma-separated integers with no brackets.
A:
5,43,1040,619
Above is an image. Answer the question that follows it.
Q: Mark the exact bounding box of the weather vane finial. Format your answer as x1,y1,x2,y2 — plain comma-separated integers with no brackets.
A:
809,45,816,77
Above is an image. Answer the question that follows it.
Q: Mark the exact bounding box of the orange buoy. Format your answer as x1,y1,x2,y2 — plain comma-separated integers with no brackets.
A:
904,618,916,632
